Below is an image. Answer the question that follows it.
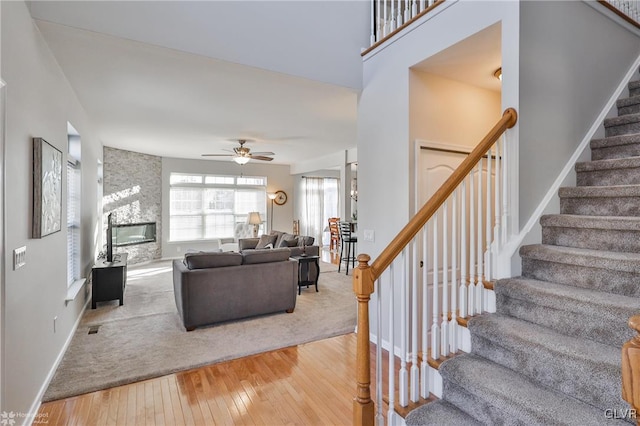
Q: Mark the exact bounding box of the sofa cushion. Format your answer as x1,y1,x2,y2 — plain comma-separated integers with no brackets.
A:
298,235,315,246
184,251,243,270
270,230,286,248
242,247,292,265
256,234,277,249
277,233,298,248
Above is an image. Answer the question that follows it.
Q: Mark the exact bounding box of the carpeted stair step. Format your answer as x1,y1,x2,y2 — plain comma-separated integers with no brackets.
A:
468,314,627,411
591,133,640,160
559,184,640,216
576,156,640,186
520,244,640,297
438,354,631,426
630,80,640,97
541,214,640,252
605,112,640,137
495,277,639,347
405,400,482,426
618,95,640,115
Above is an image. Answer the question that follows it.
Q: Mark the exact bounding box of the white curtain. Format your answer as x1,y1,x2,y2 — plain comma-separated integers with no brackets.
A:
302,177,324,244
301,177,340,246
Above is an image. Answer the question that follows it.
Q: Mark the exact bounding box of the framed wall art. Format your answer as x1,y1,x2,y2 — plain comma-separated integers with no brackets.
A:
33,137,62,238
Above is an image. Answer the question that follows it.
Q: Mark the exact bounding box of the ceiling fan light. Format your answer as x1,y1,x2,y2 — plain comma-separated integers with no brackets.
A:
233,156,250,165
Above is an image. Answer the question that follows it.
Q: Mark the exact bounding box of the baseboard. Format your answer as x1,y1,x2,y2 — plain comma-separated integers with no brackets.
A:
23,296,90,426
502,52,640,264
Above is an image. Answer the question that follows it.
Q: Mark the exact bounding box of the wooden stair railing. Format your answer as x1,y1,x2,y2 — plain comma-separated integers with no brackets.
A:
622,315,640,425
352,108,517,426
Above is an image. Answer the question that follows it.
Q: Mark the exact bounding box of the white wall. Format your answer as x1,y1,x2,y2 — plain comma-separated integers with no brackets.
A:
161,158,294,258
409,71,501,153
2,1,102,416
518,1,640,227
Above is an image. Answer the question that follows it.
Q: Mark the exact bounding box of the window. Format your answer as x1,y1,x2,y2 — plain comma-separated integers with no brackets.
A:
67,125,81,286
169,173,267,241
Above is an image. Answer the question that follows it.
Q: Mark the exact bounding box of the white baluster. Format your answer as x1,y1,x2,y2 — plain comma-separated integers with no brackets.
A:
411,241,419,403
420,0,426,13
441,201,449,357
397,0,404,27
412,0,417,18
494,140,501,265
459,179,467,319
468,169,476,316
370,0,376,45
377,0,382,43
404,0,410,24
376,279,384,426
431,215,440,360
476,162,483,314
388,264,395,423
485,147,492,282
420,225,429,399
390,0,397,31
383,0,389,37
450,189,458,354
399,250,408,408
501,135,509,246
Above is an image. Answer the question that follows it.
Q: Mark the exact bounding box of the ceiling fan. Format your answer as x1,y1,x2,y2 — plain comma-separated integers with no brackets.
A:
202,139,275,164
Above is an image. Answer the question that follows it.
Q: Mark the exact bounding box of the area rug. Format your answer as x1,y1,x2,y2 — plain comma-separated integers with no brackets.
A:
43,259,355,402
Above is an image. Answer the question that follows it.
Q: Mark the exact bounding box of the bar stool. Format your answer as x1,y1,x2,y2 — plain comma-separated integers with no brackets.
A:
338,221,357,275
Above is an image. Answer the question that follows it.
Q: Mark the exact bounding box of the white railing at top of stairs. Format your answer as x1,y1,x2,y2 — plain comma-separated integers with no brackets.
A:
352,108,518,426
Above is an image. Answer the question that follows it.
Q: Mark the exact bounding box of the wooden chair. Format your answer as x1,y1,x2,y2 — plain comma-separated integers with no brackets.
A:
328,217,340,252
338,221,357,275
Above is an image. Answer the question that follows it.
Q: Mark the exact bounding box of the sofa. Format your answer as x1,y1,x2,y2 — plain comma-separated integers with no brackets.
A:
173,248,297,331
239,230,319,257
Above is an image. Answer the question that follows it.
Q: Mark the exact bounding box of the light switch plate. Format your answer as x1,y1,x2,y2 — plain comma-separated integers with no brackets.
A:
363,230,375,242
14,246,26,270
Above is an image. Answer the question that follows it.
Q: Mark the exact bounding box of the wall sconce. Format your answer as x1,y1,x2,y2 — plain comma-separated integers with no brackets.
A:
494,67,502,81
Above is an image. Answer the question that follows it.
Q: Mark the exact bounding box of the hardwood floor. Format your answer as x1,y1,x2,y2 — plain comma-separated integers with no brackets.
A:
38,333,361,426
38,249,369,426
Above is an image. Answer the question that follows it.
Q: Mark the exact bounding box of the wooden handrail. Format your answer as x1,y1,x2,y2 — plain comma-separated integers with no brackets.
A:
370,107,517,280
622,315,640,425
352,108,517,426
597,1,640,30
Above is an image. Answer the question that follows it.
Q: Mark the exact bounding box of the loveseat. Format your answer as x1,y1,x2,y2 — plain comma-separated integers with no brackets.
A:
173,248,297,331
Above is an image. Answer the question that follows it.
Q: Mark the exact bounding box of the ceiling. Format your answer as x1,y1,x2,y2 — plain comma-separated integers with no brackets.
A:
30,1,371,166
413,22,502,92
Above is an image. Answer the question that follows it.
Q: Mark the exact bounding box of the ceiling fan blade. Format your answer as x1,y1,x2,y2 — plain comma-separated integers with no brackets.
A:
250,155,274,161
249,151,275,156
202,154,233,157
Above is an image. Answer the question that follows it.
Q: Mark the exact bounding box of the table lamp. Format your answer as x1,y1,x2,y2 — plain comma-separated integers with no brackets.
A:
247,212,262,238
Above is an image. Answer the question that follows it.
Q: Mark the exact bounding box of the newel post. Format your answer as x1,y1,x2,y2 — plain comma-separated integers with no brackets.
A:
353,254,375,426
622,315,640,425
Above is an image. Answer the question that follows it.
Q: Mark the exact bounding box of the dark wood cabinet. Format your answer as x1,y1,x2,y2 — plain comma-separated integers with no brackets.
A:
92,253,128,309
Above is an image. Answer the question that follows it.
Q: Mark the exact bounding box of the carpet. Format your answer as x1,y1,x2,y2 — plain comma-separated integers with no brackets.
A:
43,259,355,402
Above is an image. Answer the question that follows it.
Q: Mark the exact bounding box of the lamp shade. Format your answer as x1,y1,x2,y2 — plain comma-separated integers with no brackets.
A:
267,193,277,200
233,155,250,165
247,212,262,225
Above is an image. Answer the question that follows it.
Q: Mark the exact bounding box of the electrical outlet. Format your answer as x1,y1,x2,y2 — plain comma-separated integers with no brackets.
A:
13,246,26,270
53,316,57,333
363,230,375,242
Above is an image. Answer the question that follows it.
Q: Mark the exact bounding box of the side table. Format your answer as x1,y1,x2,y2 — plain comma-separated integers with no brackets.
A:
290,255,320,295
92,253,128,309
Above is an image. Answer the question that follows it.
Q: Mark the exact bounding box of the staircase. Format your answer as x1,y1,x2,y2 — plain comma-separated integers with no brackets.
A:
405,76,640,424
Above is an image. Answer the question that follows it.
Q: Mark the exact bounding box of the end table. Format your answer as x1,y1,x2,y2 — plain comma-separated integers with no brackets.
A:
290,255,320,295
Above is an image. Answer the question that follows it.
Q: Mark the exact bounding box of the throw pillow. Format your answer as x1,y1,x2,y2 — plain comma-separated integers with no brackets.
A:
285,239,298,247
255,234,277,249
